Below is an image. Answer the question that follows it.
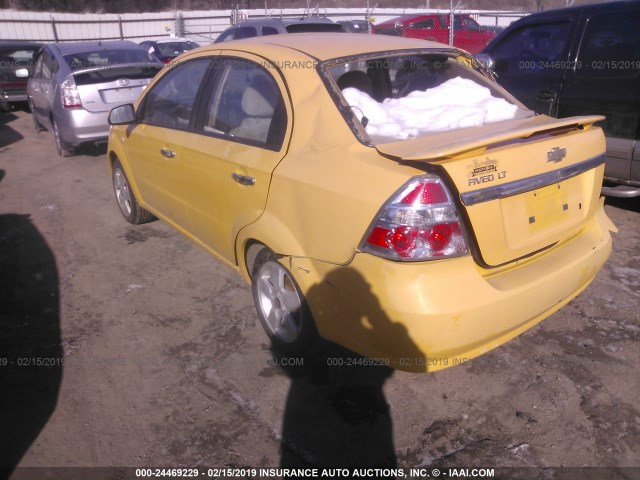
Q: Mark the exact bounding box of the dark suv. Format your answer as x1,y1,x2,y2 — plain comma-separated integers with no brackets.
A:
480,0,640,197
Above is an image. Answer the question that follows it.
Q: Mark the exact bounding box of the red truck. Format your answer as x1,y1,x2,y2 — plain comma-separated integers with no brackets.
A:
372,14,496,54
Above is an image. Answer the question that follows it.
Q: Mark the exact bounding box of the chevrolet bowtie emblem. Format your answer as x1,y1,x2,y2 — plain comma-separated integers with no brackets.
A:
547,147,567,163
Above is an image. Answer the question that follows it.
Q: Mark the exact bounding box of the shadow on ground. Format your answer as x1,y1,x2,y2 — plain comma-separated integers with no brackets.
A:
0,170,62,479
273,267,426,474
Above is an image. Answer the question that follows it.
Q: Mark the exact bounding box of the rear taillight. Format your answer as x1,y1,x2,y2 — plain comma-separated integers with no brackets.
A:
361,175,469,261
60,77,82,108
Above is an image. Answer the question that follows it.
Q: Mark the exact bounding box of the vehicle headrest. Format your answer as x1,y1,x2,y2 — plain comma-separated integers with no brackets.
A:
242,75,277,117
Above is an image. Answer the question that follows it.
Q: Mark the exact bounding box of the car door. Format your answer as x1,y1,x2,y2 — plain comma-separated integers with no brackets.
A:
557,8,640,184
124,57,214,230
484,15,577,116
28,49,57,128
179,54,292,264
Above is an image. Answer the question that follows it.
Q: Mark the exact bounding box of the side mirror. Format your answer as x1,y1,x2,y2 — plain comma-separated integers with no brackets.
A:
15,68,29,78
108,104,136,125
474,53,495,71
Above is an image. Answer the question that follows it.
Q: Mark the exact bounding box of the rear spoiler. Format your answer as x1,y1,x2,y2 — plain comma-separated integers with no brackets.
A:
375,114,605,162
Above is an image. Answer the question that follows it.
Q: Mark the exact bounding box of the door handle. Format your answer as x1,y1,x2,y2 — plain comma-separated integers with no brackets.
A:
536,90,555,102
160,148,176,159
231,172,255,186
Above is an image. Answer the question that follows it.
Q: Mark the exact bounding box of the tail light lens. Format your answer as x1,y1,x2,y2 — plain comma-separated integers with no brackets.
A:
60,77,82,108
361,175,469,261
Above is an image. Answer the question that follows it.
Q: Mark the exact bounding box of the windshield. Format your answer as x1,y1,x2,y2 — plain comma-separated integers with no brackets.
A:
323,51,532,143
64,49,158,70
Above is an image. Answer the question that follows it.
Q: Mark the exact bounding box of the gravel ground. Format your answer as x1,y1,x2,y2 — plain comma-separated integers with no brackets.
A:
1,109,639,480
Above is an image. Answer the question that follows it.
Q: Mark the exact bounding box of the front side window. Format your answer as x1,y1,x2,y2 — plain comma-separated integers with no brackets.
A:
202,58,286,149
576,11,640,78
140,58,211,128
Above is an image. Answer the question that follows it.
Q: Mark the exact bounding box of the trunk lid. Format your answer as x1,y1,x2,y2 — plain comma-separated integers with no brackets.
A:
375,115,606,266
72,63,161,113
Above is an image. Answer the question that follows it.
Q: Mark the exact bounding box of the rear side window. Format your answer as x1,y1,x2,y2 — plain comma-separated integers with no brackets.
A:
408,19,435,29
33,50,58,80
489,22,570,74
202,58,287,149
576,11,640,78
140,58,211,128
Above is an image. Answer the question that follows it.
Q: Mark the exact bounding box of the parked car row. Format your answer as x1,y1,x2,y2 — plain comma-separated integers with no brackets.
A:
214,14,496,52
372,13,496,54
7,14,498,159
6,3,631,370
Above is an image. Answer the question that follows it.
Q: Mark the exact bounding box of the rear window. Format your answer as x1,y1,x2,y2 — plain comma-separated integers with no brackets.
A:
285,23,343,33
63,49,157,71
0,47,39,73
155,42,198,56
73,65,162,85
323,51,532,143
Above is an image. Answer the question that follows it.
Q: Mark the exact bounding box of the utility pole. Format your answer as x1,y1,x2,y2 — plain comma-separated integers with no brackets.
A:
449,0,454,46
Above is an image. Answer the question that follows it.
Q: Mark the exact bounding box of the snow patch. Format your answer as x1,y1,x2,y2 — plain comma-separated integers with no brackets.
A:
342,76,521,140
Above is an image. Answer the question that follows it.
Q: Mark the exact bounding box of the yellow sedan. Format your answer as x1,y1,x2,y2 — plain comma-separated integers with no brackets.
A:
107,33,616,372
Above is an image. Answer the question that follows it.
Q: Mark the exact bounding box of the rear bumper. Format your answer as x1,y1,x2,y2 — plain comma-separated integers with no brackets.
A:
56,107,110,146
601,184,640,198
1,91,27,110
291,200,615,372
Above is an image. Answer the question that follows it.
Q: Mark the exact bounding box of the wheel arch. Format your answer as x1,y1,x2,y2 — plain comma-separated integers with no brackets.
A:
235,211,308,283
108,149,148,213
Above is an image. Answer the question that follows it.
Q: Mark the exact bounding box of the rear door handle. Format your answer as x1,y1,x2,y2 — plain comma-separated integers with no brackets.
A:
536,90,556,102
160,148,176,159
231,172,255,186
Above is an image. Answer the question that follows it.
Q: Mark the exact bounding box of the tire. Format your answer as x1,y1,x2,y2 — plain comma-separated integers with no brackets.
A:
52,119,74,157
112,160,155,225
251,248,317,354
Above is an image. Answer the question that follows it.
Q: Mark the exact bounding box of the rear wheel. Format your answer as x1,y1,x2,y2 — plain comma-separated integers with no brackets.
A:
112,160,155,224
52,119,74,157
251,248,317,354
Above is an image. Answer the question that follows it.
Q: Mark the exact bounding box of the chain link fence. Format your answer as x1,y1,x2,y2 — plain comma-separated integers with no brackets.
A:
0,8,527,48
